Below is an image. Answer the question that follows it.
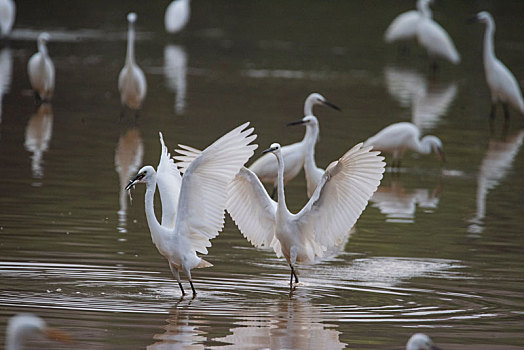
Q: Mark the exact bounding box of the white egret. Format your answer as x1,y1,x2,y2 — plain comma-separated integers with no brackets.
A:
384,0,425,44
415,0,460,68
6,314,71,350
118,12,147,117
126,123,257,296
226,142,385,288
470,11,524,124
27,32,55,103
249,93,340,196
406,333,441,350
0,0,15,38
363,122,444,168
165,0,191,34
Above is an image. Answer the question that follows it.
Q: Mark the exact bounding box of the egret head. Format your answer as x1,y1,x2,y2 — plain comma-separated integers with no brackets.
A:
125,165,155,190
406,333,440,350
424,135,445,163
262,143,281,156
286,115,319,127
127,12,137,23
468,11,493,26
7,314,72,349
304,92,341,116
38,32,50,44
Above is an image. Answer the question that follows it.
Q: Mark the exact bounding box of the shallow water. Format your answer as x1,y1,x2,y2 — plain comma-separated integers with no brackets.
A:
1,1,524,349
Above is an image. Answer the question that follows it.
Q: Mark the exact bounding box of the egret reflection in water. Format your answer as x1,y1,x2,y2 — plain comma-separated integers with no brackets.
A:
0,47,12,125
24,103,53,181
164,44,187,115
384,66,458,132
370,176,440,223
468,130,524,234
114,127,143,232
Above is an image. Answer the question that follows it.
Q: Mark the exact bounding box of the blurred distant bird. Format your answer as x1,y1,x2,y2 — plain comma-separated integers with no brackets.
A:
406,333,441,350
27,32,55,103
249,93,340,197
165,0,190,34
6,313,71,350
364,122,444,168
0,0,15,38
384,0,427,44
119,12,147,118
227,142,384,288
469,11,524,126
126,123,257,297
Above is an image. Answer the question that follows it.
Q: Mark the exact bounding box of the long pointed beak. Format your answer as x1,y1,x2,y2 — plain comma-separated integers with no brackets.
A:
44,327,73,343
262,146,277,154
466,15,479,24
322,100,341,111
125,173,144,190
286,119,306,126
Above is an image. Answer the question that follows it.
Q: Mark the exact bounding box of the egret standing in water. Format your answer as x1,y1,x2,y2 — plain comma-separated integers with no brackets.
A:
249,93,340,197
0,0,15,39
364,122,444,168
406,333,441,350
415,0,460,69
126,123,257,297
119,12,147,119
165,0,190,34
384,0,425,44
469,11,524,126
6,314,71,350
27,32,54,103
227,142,385,288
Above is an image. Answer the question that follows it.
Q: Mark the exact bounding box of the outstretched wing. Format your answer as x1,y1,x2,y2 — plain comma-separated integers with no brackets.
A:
173,144,202,174
296,143,385,249
227,167,277,249
157,132,183,229
173,122,258,254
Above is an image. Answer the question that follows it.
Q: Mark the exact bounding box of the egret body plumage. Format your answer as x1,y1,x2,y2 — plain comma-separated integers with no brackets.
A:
227,142,385,288
0,0,15,38
249,93,340,195
364,122,444,168
118,12,147,114
27,32,55,102
384,0,425,44
126,123,257,296
406,333,441,350
165,0,190,34
471,11,524,123
6,314,71,350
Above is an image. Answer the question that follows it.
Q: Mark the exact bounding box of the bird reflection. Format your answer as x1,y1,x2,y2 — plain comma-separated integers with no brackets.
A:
384,66,458,132
24,103,53,180
370,176,440,223
211,297,345,349
114,127,143,232
0,47,13,125
164,44,187,115
468,130,524,234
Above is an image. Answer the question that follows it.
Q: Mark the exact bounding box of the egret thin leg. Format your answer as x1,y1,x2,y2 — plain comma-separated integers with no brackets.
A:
170,264,186,295
189,280,197,297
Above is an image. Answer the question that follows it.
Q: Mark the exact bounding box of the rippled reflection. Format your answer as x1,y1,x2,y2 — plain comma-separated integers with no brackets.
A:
384,66,458,132
0,47,13,125
468,130,524,234
115,127,144,232
370,177,440,223
24,103,53,182
164,44,187,115
211,296,345,349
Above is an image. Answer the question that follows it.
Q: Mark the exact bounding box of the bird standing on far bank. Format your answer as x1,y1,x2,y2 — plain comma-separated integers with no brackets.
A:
27,32,55,103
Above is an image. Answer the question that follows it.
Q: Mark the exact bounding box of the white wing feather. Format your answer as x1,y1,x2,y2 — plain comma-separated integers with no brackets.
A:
227,167,277,248
173,122,258,254
297,143,385,249
174,144,202,174
156,132,183,229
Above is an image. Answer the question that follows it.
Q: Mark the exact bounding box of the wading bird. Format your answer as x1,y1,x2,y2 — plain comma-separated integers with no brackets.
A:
126,123,257,297
165,0,191,34
406,333,441,350
384,0,426,44
6,314,71,350
249,93,340,197
27,32,54,103
469,11,524,126
226,142,385,288
364,122,444,168
0,0,15,39
118,12,147,118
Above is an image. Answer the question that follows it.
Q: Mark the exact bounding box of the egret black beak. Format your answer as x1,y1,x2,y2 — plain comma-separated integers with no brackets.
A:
322,100,341,111
262,146,278,154
286,119,306,126
125,173,145,190
466,15,479,24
